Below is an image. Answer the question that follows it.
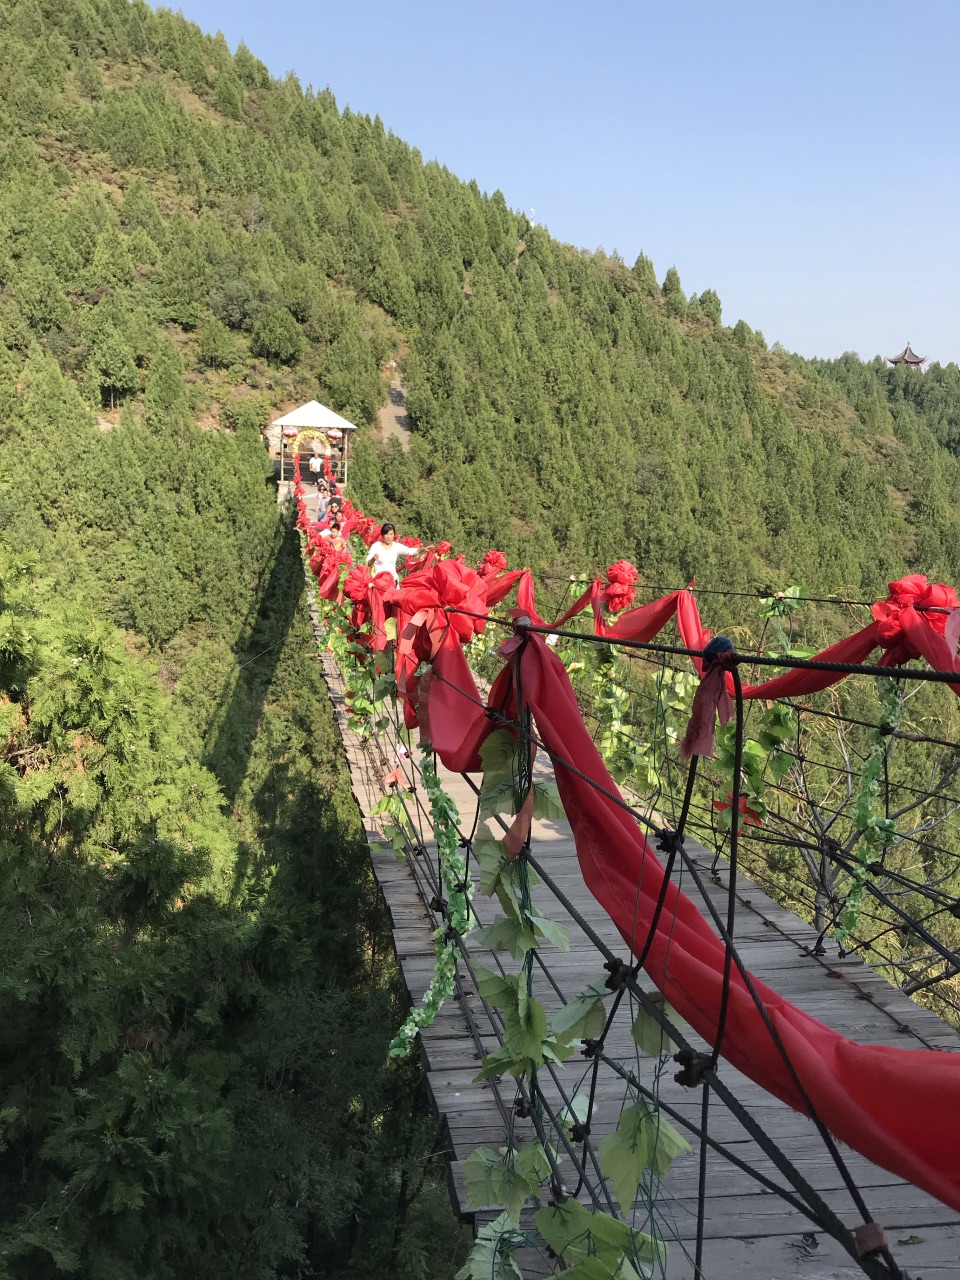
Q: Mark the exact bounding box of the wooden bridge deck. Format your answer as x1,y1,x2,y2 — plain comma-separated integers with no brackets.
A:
315,639,960,1279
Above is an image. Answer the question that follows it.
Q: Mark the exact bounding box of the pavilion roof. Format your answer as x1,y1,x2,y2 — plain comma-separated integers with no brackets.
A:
887,343,926,366
271,400,357,430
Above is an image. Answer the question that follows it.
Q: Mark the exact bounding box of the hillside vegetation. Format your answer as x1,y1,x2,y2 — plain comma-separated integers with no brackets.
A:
3,0,960,1276
4,0,960,606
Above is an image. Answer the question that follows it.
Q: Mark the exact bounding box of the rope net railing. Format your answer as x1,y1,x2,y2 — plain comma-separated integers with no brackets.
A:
294,457,960,1280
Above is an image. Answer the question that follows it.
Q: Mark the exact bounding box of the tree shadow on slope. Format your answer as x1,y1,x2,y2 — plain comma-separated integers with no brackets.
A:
215,565,468,1277
202,513,305,806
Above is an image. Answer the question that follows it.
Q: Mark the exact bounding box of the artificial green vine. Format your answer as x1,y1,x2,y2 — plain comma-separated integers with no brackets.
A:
389,746,472,1058
836,676,900,944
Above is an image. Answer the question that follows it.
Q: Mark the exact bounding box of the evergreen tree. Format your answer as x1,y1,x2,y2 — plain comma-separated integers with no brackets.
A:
144,336,190,428
661,266,688,318
250,303,304,366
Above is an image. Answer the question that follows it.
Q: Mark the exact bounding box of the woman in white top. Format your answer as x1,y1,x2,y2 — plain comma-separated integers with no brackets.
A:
366,523,417,585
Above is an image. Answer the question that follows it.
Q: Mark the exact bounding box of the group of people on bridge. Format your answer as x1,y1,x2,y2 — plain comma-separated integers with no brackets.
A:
308,465,416,586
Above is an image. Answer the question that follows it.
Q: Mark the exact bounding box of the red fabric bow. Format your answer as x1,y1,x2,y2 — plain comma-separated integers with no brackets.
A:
343,565,394,648
601,559,639,614
388,560,490,726
478,549,508,578
741,575,960,701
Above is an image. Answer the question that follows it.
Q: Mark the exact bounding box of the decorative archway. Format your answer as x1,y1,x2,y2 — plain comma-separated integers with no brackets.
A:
292,429,332,454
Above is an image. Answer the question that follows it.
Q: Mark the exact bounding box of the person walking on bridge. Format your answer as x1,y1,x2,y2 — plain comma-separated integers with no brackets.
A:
366,523,417,585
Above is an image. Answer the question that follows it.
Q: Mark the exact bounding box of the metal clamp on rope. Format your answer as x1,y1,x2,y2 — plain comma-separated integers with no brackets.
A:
570,1121,591,1143
513,1097,533,1119
581,1038,602,1059
853,1222,888,1257
674,1048,712,1088
603,958,632,991
655,828,684,856
429,895,447,916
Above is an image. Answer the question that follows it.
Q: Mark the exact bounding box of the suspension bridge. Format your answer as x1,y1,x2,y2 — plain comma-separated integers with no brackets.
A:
293,465,960,1279
310,614,960,1279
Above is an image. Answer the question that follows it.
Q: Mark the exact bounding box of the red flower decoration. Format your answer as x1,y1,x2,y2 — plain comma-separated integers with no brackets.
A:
873,575,959,644
400,535,422,549
712,793,763,834
601,560,639,613
479,550,508,578
606,559,639,586
343,564,373,603
436,541,453,557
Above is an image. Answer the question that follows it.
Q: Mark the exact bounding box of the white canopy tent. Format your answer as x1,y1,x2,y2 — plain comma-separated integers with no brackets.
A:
269,400,357,488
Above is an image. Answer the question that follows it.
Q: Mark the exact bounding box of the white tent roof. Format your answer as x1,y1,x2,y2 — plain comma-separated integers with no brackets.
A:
270,400,357,431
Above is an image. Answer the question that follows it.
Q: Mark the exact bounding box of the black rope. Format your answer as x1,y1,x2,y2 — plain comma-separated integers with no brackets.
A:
694,1082,710,1280
444,605,960,686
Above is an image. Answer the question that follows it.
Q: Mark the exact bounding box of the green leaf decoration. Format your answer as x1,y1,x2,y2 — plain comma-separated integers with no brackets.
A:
474,964,519,1010
479,779,516,823
479,728,519,791
599,1105,650,1211
468,914,539,962
767,749,793,782
529,909,570,952
474,1043,526,1081
475,834,507,895
645,1108,691,1178
556,1092,590,1140
512,987,550,1059
535,1201,664,1269
380,821,408,859
516,1140,551,1186
599,1099,690,1206
630,993,682,1059
464,1146,501,1210
470,884,567,960
465,1144,545,1227
473,966,574,1079
532,780,566,821
455,1211,527,1280
550,980,610,1046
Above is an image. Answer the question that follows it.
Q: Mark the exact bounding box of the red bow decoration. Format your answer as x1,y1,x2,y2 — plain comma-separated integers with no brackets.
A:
478,549,508,578
741,575,960,702
601,559,639,614
388,559,490,726
342,565,394,648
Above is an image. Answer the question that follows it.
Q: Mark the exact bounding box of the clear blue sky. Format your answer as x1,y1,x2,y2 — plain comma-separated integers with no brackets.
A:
179,0,959,364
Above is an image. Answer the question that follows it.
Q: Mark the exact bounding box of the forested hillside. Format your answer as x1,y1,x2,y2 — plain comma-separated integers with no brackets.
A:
4,0,960,608
3,0,960,1275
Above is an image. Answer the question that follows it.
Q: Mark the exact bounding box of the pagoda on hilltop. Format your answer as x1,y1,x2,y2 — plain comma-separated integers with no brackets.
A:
887,342,926,370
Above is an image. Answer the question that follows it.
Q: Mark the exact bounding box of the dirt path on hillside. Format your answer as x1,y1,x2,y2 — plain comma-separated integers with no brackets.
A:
376,370,412,450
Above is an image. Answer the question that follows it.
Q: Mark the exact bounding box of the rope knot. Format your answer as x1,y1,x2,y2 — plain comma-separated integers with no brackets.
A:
703,635,737,668
603,958,632,991
674,1048,712,1088
656,828,684,856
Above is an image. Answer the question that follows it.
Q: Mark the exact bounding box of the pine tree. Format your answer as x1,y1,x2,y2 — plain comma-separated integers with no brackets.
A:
250,303,304,366
144,335,190,429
